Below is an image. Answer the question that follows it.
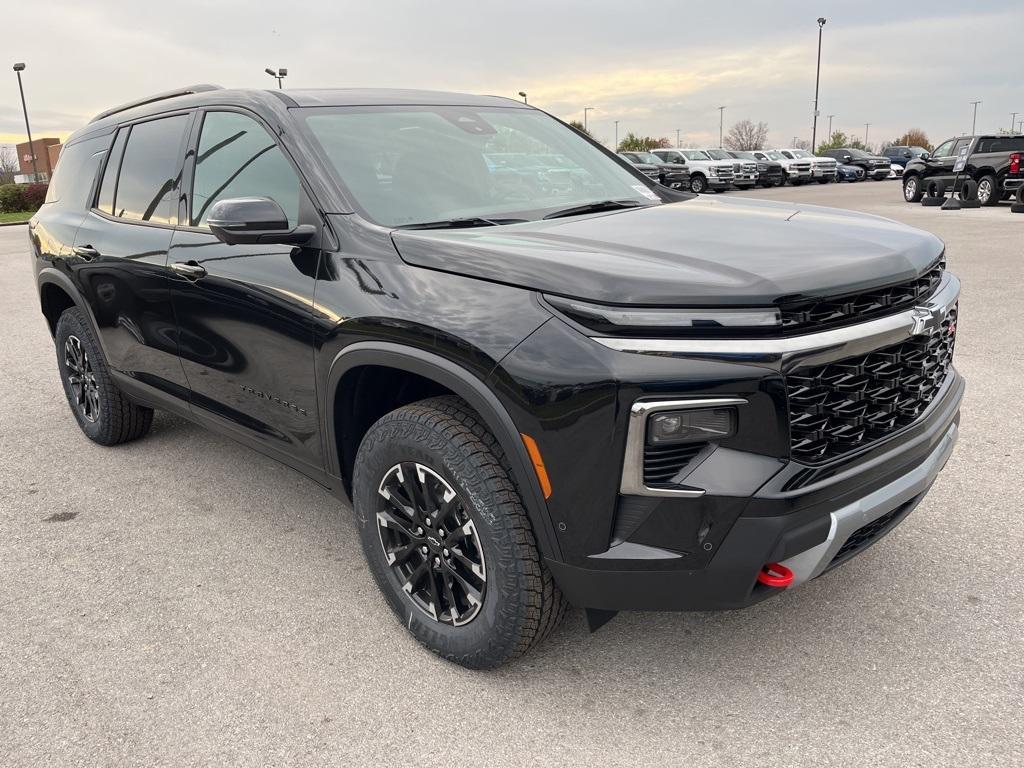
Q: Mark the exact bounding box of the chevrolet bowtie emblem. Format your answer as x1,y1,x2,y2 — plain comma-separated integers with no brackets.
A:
910,306,936,336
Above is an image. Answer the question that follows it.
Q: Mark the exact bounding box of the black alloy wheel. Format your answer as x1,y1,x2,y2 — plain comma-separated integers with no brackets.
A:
64,335,100,423
376,461,487,626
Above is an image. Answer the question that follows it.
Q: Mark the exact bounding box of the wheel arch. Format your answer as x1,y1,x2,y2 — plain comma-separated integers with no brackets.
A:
37,268,100,341
325,342,562,560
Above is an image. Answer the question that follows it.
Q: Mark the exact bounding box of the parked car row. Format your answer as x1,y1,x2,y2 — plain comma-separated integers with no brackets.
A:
899,133,1024,206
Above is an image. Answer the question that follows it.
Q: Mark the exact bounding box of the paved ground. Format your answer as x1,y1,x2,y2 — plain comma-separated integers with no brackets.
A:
2,183,1022,767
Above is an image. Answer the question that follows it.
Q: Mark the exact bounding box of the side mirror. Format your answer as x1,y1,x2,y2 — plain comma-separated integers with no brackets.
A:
842,154,852,162
207,197,315,246
921,152,930,160
903,151,912,158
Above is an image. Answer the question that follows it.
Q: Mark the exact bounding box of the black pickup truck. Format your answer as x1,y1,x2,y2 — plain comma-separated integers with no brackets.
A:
901,134,1024,205
820,148,891,180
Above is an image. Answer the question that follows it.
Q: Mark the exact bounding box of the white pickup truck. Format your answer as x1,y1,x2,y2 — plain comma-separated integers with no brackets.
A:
701,148,758,189
651,148,736,193
772,148,836,185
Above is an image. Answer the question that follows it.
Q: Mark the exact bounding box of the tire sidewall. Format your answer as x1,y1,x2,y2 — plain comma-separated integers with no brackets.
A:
689,175,706,193
353,414,528,665
904,175,920,202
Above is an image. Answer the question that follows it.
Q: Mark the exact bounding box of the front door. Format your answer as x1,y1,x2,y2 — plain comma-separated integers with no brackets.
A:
71,113,193,399
168,109,323,470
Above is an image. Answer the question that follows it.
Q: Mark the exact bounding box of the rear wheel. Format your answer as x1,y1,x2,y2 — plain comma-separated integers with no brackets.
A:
903,174,923,202
54,308,153,445
353,396,566,669
976,174,999,206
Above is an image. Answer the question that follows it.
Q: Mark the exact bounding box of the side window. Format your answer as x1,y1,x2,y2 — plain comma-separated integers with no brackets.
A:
191,111,300,228
111,115,189,224
96,129,128,214
931,140,954,158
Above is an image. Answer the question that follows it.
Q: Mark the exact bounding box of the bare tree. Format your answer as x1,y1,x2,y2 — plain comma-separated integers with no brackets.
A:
723,120,769,150
0,145,18,185
894,129,932,151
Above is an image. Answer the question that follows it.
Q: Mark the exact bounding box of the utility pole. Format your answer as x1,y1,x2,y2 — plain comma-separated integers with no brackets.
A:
614,120,619,150
969,101,982,134
12,63,39,182
675,128,681,148
864,123,871,146
718,106,726,148
811,17,826,152
583,107,594,132
1010,112,1018,134
827,114,835,140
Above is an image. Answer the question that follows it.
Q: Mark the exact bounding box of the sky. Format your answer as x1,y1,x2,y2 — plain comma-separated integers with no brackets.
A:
3,1,1022,152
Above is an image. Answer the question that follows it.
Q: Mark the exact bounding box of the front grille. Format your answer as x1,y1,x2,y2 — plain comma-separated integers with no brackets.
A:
786,303,957,462
643,442,705,485
780,259,945,330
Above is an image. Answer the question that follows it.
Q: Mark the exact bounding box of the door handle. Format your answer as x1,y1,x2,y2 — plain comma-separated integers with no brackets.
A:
171,261,207,280
73,245,99,260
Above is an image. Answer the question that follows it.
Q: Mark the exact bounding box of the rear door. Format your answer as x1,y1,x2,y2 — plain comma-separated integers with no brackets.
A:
71,113,193,399
168,108,324,470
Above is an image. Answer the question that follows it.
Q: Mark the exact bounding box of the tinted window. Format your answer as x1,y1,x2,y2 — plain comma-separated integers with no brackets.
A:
191,111,300,228
931,140,954,158
975,137,1024,153
952,138,972,156
112,115,189,224
97,129,128,214
45,136,106,207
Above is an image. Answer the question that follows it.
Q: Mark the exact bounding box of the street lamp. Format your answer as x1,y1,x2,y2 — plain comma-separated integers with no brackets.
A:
827,114,835,139
811,17,826,153
676,128,681,148
518,91,527,104
614,120,619,150
864,123,871,146
264,67,287,89
12,62,39,182
718,106,726,147
969,100,981,134
583,107,594,132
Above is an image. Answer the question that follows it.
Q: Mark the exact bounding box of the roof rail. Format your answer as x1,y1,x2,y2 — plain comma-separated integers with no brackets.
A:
89,84,223,124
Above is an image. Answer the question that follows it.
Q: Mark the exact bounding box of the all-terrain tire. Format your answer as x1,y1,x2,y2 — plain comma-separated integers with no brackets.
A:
54,308,153,445
352,395,567,669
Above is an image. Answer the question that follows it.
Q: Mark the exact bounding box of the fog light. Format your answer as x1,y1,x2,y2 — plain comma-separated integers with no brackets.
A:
647,408,735,445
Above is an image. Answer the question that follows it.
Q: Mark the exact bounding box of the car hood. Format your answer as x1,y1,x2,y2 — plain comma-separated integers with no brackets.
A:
390,196,944,305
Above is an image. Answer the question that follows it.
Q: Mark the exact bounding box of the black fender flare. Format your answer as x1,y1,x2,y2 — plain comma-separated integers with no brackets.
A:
324,342,562,560
36,267,107,350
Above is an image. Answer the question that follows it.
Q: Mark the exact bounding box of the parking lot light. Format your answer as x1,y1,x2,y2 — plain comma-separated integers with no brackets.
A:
583,107,594,132
12,62,39,182
811,17,826,153
518,91,527,104
264,67,287,89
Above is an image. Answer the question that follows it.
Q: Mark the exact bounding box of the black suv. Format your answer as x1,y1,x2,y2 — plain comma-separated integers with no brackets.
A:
618,150,690,189
31,86,963,668
901,134,1024,206
820,148,891,180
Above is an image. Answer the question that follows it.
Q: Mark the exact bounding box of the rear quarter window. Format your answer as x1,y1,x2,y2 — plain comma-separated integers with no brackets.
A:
43,135,108,208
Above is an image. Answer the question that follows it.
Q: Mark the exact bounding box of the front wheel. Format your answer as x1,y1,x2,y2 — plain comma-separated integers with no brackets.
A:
903,175,924,203
353,396,566,669
54,308,153,445
689,174,707,193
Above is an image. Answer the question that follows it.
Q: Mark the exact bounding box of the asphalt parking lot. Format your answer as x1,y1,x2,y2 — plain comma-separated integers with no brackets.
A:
2,182,1022,767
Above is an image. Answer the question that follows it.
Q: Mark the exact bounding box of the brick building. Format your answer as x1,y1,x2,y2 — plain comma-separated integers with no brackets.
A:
15,137,61,181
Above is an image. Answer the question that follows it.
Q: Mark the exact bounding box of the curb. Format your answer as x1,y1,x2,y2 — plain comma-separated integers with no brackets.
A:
0,221,30,227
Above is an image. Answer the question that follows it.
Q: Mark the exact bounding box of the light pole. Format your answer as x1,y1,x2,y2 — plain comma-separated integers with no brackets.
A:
827,114,835,141
969,100,981,134
518,91,527,104
675,128,681,148
864,123,871,146
264,67,287,89
614,120,619,150
811,17,826,153
1012,112,1018,133
583,107,594,132
718,106,725,148
12,63,39,182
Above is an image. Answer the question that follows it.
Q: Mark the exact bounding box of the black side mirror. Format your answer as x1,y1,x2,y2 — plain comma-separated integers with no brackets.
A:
842,154,852,162
921,152,930,160
207,197,315,246
903,151,912,158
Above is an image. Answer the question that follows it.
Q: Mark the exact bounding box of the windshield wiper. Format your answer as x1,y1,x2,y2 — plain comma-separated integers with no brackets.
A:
542,199,650,220
393,216,527,230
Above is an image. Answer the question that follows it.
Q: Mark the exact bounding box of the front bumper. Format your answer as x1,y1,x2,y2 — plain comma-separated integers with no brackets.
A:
546,374,962,611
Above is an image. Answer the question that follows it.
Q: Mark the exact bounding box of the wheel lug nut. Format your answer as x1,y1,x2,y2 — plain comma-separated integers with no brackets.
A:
443,548,450,557
415,527,423,535
433,556,441,566
420,546,429,555
438,529,446,538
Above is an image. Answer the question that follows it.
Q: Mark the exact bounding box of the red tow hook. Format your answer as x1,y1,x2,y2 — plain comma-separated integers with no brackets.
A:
757,562,794,589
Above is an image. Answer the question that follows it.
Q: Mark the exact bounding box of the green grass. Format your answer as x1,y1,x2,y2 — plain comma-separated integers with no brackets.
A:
0,210,33,224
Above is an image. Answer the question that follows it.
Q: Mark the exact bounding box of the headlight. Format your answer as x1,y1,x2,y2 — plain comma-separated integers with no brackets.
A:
544,295,782,334
648,408,736,445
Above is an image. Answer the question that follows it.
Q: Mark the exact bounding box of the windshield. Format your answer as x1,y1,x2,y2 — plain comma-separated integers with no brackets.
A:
634,152,663,164
732,151,755,160
705,149,732,160
765,151,783,160
298,105,658,227
791,149,814,158
682,150,712,161
846,148,870,158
